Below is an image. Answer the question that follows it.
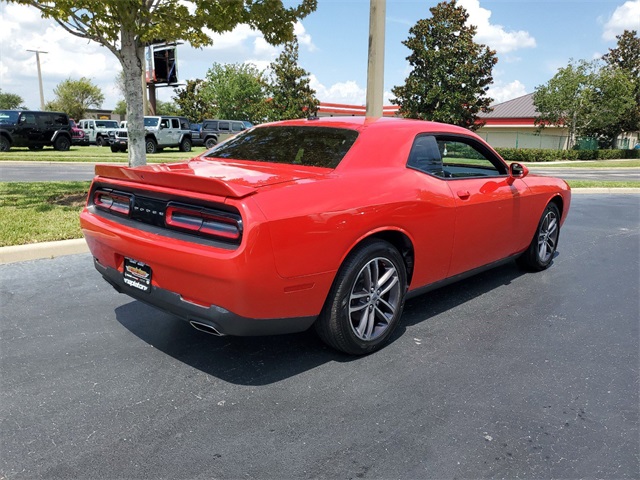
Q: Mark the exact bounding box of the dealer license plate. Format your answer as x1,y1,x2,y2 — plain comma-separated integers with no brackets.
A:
123,258,152,293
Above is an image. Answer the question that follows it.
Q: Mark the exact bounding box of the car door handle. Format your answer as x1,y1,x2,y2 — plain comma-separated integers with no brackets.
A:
457,190,471,199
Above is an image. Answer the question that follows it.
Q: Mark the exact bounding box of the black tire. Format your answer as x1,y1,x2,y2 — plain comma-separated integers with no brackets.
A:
205,137,217,149
517,202,561,271
315,239,407,355
145,137,157,154
110,145,120,153
0,135,10,152
53,135,71,151
95,136,105,147
179,137,192,152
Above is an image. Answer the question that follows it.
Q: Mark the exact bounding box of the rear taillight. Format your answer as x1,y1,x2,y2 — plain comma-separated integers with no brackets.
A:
93,190,132,216
165,203,242,242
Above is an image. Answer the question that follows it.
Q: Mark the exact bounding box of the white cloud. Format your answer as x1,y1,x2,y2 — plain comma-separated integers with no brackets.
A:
309,75,366,104
488,80,527,104
458,0,536,53
294,22,316,51
602,0,640,40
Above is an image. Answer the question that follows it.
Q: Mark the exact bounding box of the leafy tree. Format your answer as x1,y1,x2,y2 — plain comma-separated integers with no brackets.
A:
0,89,26,109
154,99,180,116
391,0,497,130
173,79,214,122
8,0,316,166
533,60,636,148
45,77,104,120
602,30,640,137
603,30,640,80
266,39,319,121
113,99,127,116
201,63,268,123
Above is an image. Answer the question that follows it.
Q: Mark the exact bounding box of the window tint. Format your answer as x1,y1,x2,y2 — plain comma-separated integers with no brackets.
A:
203,121,217,130
96,120,118,128
171,118,179,129
144,117,159,127
232,122,244,132
160,118,170,128
54,114,67,126
205,126,359,169
408,134,505,178
0,111,20,125
218,121,230,132
36,113,54,127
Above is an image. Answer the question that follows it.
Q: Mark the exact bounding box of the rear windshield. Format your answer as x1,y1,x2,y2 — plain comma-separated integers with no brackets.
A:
205,126,359,169
0,110,20,125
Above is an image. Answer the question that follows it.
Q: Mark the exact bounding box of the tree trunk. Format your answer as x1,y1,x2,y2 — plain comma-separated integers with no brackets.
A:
120,28,146,167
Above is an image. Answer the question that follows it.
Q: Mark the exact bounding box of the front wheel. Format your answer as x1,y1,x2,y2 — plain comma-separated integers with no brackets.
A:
205,137,217,149
517,202,560,271
145,138,157,154
315,239,407,355
95,136,105,147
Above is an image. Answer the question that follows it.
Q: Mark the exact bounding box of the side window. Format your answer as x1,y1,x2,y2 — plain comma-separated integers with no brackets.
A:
232,122,244,132
21,113,36,125
54,115,67,126
160,118,170,128
35,114,50,127
407,135,445,177
407,134,506,178
179,118,190,129
170,118,179,129
438,138,504,177
203,121,216,130
218,121,230,132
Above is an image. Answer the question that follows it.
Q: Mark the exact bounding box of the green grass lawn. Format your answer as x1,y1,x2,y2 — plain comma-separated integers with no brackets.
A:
0,182,90,246
0,180,637,247
0,145,208,163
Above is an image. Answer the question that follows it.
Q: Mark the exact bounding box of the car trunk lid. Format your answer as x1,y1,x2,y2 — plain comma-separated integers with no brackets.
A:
94,158,331,199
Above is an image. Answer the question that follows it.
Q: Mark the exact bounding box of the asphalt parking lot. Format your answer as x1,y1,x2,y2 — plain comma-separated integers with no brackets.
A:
1,194,638,479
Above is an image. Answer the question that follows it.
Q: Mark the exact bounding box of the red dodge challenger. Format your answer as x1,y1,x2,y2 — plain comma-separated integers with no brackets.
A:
80,116,571,355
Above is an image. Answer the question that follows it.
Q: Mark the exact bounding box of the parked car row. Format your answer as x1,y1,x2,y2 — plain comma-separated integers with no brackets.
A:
0,109,252,153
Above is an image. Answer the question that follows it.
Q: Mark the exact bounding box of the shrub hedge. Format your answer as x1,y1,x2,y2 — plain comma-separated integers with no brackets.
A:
495,148,640,162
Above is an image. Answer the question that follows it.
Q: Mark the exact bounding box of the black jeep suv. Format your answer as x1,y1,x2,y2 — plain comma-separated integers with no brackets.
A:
0,110,73,152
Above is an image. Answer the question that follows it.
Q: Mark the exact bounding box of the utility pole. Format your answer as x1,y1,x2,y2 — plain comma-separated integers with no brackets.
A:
365,0,386,118
27,49,47,110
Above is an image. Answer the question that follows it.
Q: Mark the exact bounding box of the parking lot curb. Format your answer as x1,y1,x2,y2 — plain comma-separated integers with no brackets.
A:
0,238,89,265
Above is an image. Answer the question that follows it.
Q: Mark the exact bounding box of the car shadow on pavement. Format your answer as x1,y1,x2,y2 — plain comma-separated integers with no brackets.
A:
115,259,531,385
115,300,348,385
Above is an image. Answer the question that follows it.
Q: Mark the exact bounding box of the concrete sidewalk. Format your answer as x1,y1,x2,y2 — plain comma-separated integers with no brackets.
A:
1,188,638,265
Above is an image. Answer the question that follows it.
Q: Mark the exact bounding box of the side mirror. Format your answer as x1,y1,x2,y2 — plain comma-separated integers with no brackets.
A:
509,162,529,179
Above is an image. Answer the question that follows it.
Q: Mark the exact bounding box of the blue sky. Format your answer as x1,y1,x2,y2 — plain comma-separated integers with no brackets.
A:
1,0,639,112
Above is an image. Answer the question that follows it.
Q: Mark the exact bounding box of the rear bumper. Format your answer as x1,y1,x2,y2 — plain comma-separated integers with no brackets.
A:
95,258,317,336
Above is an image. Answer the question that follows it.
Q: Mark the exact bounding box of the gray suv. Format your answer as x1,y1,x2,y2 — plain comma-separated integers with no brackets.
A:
200,119,250,149
0,110,72,152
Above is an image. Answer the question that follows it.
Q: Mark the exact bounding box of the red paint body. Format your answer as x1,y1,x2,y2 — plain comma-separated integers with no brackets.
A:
80,117,571,333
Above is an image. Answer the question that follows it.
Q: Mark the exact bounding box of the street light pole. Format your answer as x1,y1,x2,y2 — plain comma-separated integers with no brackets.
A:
27,49,48,110
365,0,386,118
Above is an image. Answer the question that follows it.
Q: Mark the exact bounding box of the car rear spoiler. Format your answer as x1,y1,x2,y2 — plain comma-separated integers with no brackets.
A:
94,163,257,199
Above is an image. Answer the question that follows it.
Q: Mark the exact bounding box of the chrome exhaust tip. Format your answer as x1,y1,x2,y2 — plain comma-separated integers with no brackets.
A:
189,321,224,336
